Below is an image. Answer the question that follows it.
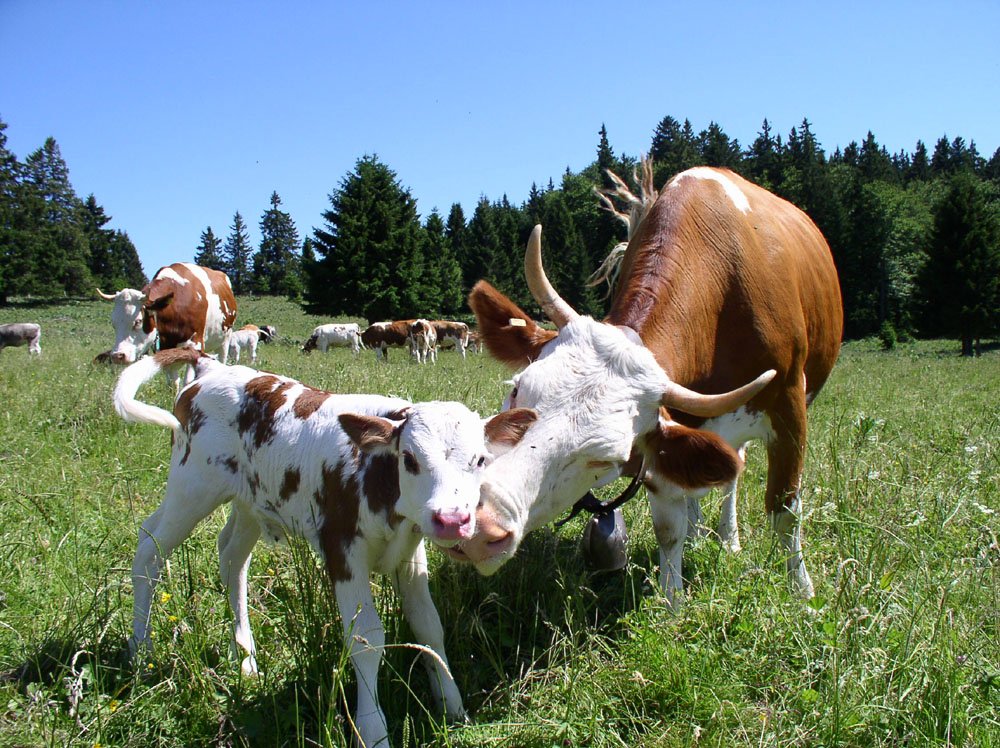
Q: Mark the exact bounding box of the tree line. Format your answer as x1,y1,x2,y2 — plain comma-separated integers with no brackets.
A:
0,116,146,304
3,112,998,353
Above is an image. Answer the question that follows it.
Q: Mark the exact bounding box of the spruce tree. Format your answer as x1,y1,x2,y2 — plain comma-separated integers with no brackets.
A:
424,210,464,314
465,197,499,291
194,227,225,270
223,211,252,295
306,155,424,320
916,172,1000,355
253,192,301,298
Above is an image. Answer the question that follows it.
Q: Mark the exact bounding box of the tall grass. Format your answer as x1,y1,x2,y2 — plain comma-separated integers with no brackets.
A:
0,298,997,747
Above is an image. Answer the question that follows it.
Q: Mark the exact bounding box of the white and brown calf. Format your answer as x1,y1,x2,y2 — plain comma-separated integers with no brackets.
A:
431,321,470,360
113,348,535,748
0,323,41,356
226,324,265,364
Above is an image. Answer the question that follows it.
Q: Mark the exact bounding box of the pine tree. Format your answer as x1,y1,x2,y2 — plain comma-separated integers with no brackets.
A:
253,192,301,298
916,172,1000,355
223,211,252,295
194,227,225,270
21,137,91,296
305,155,424,320
424,210,464,314
465,197,499,291
539,190,600,318
908,141,931,183
746,118,783,189
698,121,741,170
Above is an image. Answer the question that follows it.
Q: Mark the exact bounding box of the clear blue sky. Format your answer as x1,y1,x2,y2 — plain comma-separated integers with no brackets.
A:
3,1,998,279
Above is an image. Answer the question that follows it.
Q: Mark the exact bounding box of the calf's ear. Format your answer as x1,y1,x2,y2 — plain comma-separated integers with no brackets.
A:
468,280,557,368
485,408,537,451
339,413,399,454
643,422,743,490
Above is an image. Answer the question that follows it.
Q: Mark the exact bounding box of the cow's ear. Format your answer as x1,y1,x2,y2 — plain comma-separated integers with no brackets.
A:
339,413,399,454
468,280,558,368
643,421,743,490
484,408,537,452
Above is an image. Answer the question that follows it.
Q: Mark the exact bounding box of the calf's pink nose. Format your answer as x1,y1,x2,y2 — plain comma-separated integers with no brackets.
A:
432,509,472,540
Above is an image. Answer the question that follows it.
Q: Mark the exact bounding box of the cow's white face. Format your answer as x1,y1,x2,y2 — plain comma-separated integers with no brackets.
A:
468,317,669,575
107,289,157,363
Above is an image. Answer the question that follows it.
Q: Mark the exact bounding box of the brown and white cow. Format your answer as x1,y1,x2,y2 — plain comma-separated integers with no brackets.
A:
360,320,414,361
97,263,237,364
431,320,470,359
113,347,535,748
458,165,843,605
0,322,41,356
465,331,483,354
409,319,437,364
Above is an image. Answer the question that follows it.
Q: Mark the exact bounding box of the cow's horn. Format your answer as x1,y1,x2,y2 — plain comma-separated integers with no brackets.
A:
661,369,777,418
525,224,579,329
96,288,117,300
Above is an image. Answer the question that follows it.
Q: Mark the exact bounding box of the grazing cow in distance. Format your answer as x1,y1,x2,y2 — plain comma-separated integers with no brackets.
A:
302,323,361,355
97,263,237,365
113,347,536,748
458,161,842,606
409,319,437,363
0,323,41,356
226,325,266,364
257,325,277,343
465,331,483,354
431,320,470,359
360,320,414,361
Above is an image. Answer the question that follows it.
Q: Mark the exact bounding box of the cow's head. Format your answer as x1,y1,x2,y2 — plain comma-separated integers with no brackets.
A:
338,402,536,548
97,287,158,363
459,225,774,575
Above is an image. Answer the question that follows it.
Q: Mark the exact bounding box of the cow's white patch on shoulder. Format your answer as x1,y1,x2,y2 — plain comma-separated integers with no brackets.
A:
157,267,191,285
671,167,751,214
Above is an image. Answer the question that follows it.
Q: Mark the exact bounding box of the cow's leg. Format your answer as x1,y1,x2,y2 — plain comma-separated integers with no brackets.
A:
130,480,221,658
391,540,465,721
716,445,746,553
648,487,688,609
686,495,705,538
29,330,41,356
218,501,262,674
335,572,389,748
249,340,258,364
219,331,232,365
765,392,814,599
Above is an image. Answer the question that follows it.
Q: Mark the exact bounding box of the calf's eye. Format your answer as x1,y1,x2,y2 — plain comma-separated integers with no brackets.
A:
477,455,486,468
403,451,419,475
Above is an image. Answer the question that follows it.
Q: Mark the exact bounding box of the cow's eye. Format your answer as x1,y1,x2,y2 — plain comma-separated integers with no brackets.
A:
510,386,518,405
477,455,486,468
403,451,419,475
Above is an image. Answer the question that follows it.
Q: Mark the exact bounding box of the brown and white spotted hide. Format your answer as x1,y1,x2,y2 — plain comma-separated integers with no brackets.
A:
409,319,437,363
465,164,843,605
360,319,413,361
302,323,361,354
431,320,470,359
112,347,535,748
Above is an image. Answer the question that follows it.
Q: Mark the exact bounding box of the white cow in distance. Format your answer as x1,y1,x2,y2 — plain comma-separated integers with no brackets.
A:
302,323,361,355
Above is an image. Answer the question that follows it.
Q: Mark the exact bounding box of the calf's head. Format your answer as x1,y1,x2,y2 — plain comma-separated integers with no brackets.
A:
458,225,774,576
338,402,536,548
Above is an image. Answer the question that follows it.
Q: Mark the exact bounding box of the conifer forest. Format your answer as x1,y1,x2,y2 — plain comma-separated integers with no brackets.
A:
3,113,999,353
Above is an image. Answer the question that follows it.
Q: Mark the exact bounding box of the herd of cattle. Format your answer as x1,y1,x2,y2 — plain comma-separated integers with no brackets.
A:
5,163,844,748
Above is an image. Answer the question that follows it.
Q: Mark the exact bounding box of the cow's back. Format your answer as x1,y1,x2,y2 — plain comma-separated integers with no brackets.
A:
607,167,842,403
145,263,237,354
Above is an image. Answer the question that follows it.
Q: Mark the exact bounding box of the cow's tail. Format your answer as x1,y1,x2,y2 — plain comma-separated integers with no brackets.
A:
113,348,209,430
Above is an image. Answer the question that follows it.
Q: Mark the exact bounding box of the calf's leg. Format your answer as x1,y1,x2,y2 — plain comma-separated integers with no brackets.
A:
130,481,221,657
218,502,262,674
335,573,389,748
391,541,465,720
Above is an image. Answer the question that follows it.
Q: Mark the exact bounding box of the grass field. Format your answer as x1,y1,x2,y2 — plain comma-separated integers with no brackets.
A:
1,296,998,748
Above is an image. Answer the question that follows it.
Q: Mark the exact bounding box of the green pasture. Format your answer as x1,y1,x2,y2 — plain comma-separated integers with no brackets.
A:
0,297,997,747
